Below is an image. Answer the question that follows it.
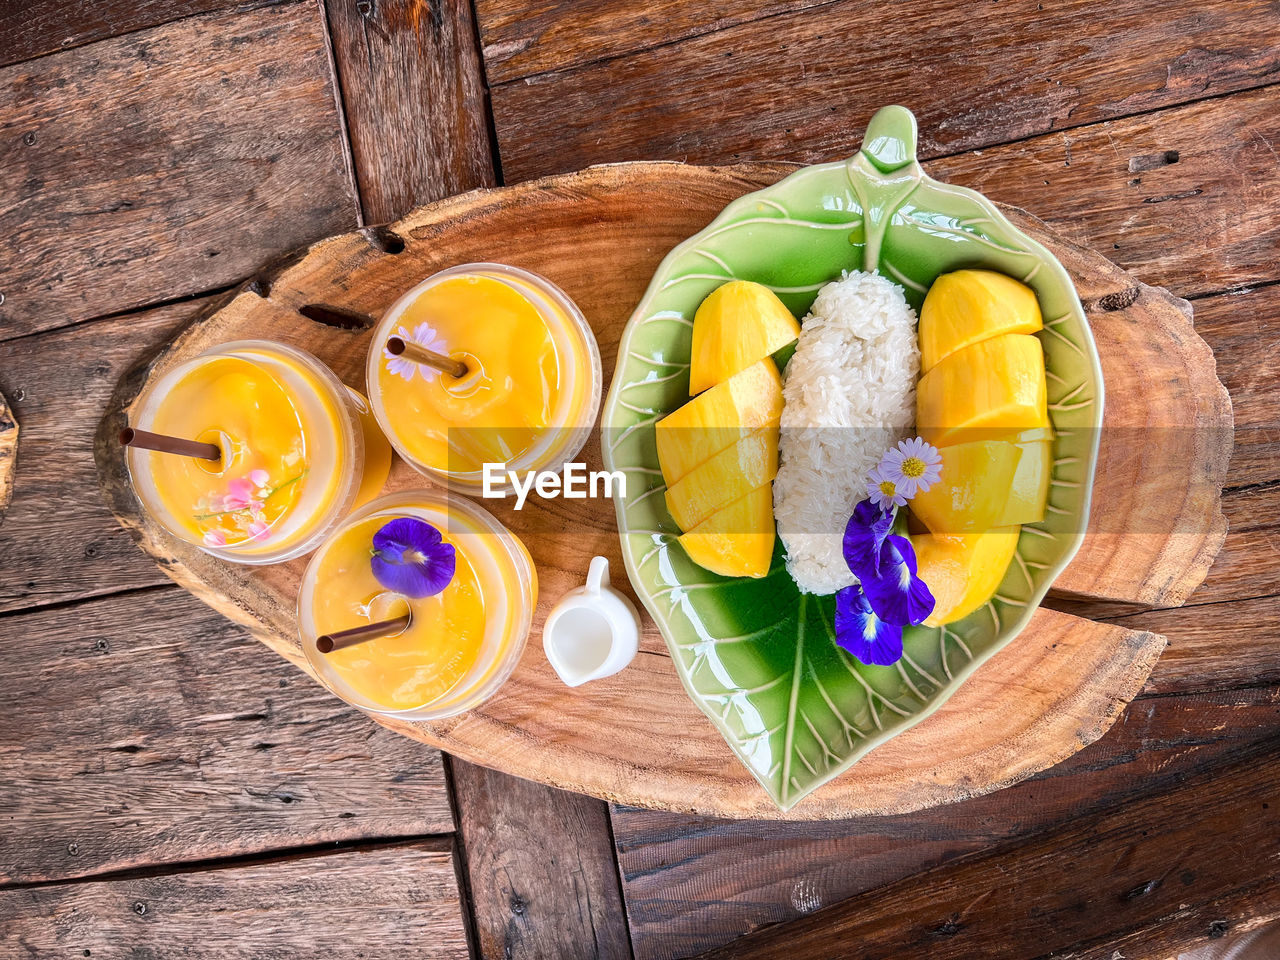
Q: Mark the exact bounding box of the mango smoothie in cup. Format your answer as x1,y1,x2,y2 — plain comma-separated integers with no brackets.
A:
298,490,537,719
366,263,602,492
124,340,391,564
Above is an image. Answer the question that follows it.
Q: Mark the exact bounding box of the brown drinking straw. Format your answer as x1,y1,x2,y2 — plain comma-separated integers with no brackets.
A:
119,427,221,462
316,613,412,654
386,336,469,379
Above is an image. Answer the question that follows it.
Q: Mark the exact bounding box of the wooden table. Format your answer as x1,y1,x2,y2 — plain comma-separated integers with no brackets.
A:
0,2,1276,957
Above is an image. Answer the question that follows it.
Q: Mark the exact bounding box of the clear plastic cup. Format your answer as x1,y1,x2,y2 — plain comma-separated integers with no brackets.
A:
366,263,602,493
125,340,391,565
297,490,537,720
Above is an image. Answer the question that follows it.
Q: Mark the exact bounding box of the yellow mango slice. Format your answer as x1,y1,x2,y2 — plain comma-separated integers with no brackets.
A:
919,269,1043,372
656,360,783,484
679,482,775,578
997,438,1051,526
689,281,801,395
913,527,1021,626
909,440,1023,534
665,426,779,532
917,334,1048,448
1014,426,1054,445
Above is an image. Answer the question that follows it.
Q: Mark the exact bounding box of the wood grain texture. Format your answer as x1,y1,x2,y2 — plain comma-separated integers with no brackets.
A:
0,841,470,958
0,586,453,885
928,85,1280,299
0,390,16,523
692,735,1280,960
0,2,358,338
475,0,829,82
0,0,290,68
1036,218,1234,605
614,685,1280,959
94,163,1184,819
487,0,1280,184
1193,484,1280,607
1116,593,1280,695
0,300,202,612
324,0,496,223
1193,284,1280,491
451,759,633,959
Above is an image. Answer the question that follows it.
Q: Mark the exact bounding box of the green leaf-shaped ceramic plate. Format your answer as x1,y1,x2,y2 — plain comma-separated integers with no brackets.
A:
601,106,1103,811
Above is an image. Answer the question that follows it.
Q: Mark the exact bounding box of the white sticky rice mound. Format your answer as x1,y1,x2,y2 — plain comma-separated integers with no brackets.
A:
773,271,920,595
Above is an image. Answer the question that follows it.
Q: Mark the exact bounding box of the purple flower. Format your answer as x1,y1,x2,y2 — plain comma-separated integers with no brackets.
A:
835,584,903,666
860,534,935,627
371,517,456,598
842,499,895,581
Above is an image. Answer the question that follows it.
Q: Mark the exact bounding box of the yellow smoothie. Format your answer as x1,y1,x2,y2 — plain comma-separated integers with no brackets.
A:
368,264,601,489
300,493,537,717
127,341,391,563
147,355,319,548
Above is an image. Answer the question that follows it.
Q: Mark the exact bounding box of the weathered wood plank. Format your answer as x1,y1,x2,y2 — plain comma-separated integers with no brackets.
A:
1193,283,1280,491
0,586,454,884
475,0,829,83
928,87,1280,299
0,299,203,612
615,685,1280,959
0,840,470,958
691,727,1280,960
488,1,1280,185
1183,483,1280,608
0,2,358,338
479,0,1280,96
496,82,1280,301
0,0,290,68
450,759,633,960
323,0,495,224
1124,593,1280,695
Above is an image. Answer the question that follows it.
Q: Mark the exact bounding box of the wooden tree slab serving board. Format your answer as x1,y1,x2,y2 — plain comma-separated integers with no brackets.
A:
97,162,1231,819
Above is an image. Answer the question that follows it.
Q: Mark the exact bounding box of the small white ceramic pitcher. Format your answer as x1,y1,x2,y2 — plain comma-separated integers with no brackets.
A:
542,556,641,687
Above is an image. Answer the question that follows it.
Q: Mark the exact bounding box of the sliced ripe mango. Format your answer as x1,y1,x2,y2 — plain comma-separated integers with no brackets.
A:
917,333,1048,448
678,482,775,578
665,425,779,532
912,527,1021,626
919,269,1043,372
909,440,1023,534
1014,426,1053,445
998,439,1051,526
655,359,783,484
689,281,801,395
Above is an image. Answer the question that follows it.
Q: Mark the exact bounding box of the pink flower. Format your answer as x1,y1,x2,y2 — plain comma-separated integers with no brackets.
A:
223,476,264,512
247,518,272,542
248,469,270,487
203,530,227,547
